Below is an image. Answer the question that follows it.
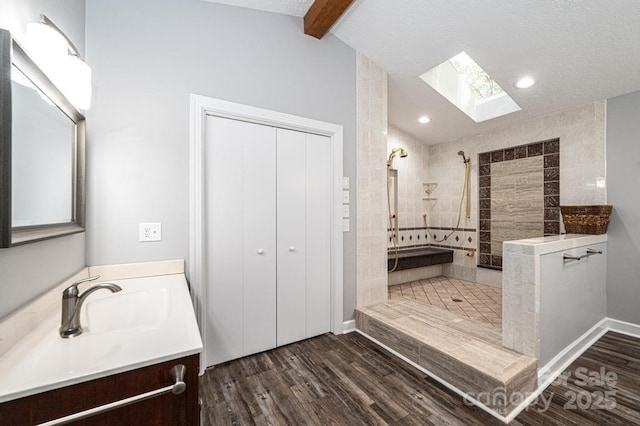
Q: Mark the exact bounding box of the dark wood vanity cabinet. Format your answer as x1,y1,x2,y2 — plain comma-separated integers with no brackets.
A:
0,354,200,425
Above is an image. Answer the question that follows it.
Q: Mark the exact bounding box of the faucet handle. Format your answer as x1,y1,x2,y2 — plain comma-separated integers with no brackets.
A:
62,275,101,297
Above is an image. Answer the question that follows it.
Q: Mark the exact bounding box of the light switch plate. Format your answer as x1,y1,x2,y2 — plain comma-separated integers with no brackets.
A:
342,205,350,218
139,222,162,242
342,177,350,189
342,219,350,232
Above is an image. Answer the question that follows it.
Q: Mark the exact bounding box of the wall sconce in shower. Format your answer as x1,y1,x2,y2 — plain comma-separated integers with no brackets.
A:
25,15,92,110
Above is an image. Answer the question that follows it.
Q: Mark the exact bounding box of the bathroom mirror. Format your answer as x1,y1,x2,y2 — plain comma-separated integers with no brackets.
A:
0,29,85,248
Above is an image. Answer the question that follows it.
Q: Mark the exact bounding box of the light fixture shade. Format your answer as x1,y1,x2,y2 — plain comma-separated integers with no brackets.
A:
26,22,68,59
25,21,92,110
62,55,92,110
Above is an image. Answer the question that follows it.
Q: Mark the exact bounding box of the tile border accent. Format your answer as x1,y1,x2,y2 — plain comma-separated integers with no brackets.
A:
388,227,477,252
478,138,560,270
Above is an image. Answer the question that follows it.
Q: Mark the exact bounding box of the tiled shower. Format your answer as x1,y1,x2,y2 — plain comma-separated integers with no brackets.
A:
389,100,606,286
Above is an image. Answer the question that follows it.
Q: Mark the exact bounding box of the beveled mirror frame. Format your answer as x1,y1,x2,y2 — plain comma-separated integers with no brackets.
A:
0,29,85,248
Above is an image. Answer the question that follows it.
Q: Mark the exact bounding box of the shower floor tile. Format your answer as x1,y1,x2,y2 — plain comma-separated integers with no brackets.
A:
388,276,502,328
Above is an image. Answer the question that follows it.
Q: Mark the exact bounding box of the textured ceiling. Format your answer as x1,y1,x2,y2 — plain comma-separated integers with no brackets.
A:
203,0,640,144
201,0,314,17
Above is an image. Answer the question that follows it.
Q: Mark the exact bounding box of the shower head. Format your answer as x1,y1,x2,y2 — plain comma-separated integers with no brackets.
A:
458,150,470,164
458,150,465,156
387,147,408,167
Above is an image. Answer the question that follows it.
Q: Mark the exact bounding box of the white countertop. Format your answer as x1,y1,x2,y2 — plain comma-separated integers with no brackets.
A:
0,274,202,403
503,233,608,256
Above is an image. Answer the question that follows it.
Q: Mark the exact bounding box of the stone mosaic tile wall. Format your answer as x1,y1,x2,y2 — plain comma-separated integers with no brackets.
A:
478,139,561,269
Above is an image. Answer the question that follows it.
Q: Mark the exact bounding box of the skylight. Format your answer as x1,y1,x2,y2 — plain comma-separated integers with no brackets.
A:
419,52,521,123
448,52,503,100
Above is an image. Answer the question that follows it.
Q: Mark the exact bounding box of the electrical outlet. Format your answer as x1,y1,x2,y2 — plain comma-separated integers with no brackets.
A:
139,222,162,242
342,190,350,204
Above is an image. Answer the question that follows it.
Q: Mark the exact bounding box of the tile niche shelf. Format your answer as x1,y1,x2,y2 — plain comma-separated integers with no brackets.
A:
423,182,437,196
423,183,438,209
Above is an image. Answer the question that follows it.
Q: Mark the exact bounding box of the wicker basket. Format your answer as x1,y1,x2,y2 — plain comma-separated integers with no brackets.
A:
560,205,613,235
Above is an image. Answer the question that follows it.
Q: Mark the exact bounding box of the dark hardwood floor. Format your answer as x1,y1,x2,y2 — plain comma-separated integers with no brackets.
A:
200,331,640,425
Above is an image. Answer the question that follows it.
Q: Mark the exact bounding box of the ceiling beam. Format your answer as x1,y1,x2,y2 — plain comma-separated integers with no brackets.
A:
304,0,354,39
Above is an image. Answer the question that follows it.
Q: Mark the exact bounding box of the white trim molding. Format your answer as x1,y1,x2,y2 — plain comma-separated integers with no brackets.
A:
539,317,640,384
342,319,355,333
606,317,640,339
189,94,344,374
538,318,609,384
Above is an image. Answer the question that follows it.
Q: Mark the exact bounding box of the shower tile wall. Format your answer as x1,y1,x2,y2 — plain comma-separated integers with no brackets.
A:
427,101,606,285
387,126,475,254
386,125,428,244
478,140,561,270
356,53,388,307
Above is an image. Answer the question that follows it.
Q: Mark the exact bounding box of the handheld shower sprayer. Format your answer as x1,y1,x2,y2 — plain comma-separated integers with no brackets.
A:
459,150,471,218
387,147,408,272
387,147,408,167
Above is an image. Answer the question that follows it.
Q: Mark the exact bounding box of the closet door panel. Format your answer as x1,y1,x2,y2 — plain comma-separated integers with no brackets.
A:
305,134,331,337
276,128,307,347
242,123,277,356
205,116,244,366
205,117,277,366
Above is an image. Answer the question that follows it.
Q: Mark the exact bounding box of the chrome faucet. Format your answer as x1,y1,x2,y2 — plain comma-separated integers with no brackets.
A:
59,275,122,338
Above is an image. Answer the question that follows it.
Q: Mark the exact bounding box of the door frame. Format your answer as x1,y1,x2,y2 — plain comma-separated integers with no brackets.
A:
189,94,344,373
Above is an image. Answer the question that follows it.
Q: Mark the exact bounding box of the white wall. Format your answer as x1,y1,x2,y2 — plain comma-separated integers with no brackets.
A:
0,0,86,319
84,0,357,319
427,101,606,284
606,89,640,324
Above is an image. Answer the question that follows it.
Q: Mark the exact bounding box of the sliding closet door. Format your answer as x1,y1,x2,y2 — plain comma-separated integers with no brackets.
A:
205,116,277,366
276,129,331,346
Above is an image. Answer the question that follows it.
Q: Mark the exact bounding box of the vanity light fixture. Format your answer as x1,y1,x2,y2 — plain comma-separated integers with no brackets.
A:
515,76,536,89
26,15,92,110
418,115,431,124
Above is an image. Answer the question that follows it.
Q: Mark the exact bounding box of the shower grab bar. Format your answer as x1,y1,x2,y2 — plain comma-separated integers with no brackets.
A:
563,248,603,262
37,364,186,426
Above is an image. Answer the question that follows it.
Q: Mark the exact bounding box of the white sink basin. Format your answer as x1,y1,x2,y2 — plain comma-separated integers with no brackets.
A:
84,288,172,334
0,273,202,404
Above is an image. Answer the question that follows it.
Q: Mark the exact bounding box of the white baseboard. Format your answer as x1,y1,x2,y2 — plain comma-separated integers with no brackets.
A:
342,319,355,334
539,317,640,384
606,317,640,338
538,318,609,384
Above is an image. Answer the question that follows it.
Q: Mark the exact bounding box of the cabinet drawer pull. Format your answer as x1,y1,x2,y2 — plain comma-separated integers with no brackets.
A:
37,364,187,426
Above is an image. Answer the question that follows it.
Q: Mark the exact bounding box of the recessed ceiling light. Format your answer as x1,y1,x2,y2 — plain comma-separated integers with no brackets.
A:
515,77,535,89
418,115,431,124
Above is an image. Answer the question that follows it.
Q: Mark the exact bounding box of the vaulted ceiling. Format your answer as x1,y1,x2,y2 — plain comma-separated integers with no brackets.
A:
202,0,640,144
